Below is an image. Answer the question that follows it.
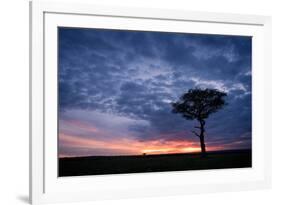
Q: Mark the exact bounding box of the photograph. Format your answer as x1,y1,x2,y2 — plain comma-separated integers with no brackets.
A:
58,27,252,177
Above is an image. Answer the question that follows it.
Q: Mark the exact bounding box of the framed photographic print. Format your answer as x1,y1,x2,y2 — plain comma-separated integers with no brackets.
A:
30,1,272,204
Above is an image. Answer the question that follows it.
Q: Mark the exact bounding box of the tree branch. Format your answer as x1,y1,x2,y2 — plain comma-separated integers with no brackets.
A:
192,130,200,137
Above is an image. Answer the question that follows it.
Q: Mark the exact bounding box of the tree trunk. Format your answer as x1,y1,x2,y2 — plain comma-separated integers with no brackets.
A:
199,135,206,156
199,119,207,157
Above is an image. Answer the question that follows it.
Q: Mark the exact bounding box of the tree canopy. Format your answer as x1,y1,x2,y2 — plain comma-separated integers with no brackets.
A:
171,88,227,121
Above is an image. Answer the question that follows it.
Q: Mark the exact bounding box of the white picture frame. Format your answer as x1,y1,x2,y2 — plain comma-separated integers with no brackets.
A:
30,1,272,204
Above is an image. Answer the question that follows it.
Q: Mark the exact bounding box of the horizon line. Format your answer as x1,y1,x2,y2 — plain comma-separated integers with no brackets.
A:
59,148,251,159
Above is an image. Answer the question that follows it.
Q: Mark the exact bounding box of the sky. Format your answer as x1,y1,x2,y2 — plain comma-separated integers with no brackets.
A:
58,27,252,157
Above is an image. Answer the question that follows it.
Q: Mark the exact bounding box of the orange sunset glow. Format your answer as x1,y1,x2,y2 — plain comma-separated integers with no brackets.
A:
59,132,222,158
58,111,246,158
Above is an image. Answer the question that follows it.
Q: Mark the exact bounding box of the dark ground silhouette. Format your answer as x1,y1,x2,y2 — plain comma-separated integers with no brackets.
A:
59,149,251,177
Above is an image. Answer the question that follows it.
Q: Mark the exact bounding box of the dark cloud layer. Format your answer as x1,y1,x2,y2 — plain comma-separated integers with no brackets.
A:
58,27,252,150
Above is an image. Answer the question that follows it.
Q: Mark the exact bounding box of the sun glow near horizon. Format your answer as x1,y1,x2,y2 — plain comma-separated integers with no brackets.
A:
142,147,201,155
59,132,226,158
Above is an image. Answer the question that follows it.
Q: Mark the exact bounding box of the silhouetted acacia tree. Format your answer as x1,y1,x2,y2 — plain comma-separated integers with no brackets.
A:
172,88,227,156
